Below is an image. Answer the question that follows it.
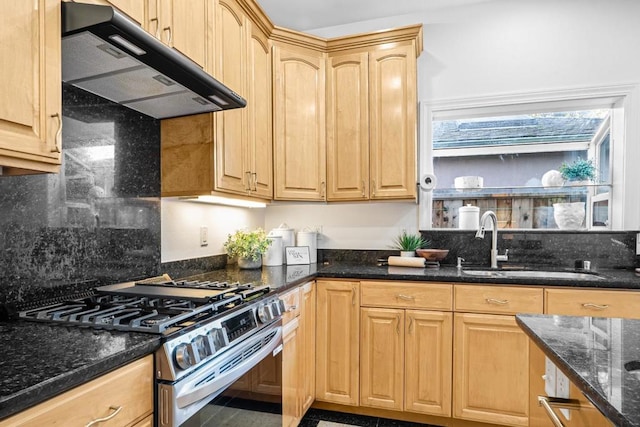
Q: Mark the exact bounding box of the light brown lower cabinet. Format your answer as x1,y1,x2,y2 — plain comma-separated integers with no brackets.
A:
0,355,153,427
453,312,530,427
282,317,301,427
315,280,360,405
360,307,453,416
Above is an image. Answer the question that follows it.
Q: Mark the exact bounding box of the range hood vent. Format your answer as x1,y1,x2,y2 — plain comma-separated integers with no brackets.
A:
61,3,246,119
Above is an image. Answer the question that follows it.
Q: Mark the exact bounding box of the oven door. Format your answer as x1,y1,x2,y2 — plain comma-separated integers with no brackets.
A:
158,321,283,427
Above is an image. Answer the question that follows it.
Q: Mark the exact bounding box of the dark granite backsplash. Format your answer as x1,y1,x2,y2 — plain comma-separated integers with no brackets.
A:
0,84,161,306
320,230,638,271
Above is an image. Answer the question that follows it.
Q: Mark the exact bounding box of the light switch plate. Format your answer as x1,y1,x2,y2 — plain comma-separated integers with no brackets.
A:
556,369,571,420
200,226,208,246
636,233,640,255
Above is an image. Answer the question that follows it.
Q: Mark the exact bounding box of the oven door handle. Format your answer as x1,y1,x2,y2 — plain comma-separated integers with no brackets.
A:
175,324,283,409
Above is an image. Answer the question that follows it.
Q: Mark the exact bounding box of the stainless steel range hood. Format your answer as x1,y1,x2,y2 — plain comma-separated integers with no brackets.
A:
61,2,246,119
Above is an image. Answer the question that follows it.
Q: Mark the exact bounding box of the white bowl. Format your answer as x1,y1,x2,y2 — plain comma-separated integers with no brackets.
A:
454,176,483,190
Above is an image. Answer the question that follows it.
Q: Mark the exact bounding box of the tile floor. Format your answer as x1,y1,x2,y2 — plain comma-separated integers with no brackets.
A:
299,408,442,427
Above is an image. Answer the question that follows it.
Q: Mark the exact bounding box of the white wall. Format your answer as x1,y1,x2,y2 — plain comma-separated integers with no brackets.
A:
161,199,265,262
162,0,640,259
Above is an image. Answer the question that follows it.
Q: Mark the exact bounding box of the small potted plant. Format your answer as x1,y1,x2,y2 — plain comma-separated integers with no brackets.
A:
224,228,271,269
392,230,428,257
559,158,597,184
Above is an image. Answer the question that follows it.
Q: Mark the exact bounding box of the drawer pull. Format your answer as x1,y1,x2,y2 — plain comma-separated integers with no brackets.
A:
408,316,414,334
86,406,123,427
581,303,609,310
397,294,415,301
286,305,297,312
486,298,509,305
396,314,401,335
538,396,582,427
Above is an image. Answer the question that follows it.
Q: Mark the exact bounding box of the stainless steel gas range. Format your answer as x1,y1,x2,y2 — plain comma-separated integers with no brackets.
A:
19,275,288,427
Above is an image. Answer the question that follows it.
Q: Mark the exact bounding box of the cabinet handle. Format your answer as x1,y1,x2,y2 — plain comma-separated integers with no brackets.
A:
352,286,356,306
582,303,609,310
361,180,365,197
286,305,297,312
396,294,415,301
252,172,257,191
321,181,326,198
537,396,582,427
245,171,251,192
372,179,376,196
408,316,414,334
150,17,159,38
396,314,401,335
163,26,172,44
50,113,62,153
486,298,509,305
85,406,123,427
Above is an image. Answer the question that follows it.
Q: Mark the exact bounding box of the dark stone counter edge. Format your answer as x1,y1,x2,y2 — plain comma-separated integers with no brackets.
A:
0,337,161,421
515,315,631,427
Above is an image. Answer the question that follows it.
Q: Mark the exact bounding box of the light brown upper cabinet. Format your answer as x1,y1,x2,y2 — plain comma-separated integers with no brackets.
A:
327,41,419,201
161,0,272,200
148,0,208,68
0,0,61,175
273,43,327,201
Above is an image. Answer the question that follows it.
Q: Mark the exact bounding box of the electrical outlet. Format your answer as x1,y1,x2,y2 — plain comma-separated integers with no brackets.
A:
556,369,571,420
200,226,208,247
544,356,557,397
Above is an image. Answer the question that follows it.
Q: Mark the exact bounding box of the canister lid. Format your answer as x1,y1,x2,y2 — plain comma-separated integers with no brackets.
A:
459,204,479,212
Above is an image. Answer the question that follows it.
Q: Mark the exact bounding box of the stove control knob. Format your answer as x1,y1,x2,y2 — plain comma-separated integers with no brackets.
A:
257,304,273,323
270,300,283,316
192,335,211,360
207,328,226,352
174,343,194,370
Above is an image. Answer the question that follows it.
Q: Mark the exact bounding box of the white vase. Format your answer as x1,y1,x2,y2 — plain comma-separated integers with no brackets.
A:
238,256,262,269
400,251,416,257
553,202,586,230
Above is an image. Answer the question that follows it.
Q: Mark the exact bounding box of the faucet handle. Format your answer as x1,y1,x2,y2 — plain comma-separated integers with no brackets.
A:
457,257,465,269
496,249,509,262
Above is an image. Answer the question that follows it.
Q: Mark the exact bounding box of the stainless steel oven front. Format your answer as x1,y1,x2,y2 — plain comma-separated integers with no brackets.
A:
156,296,285,427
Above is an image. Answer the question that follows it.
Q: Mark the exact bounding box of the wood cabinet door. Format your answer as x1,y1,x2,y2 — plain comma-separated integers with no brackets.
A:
214,0,249,195
0,0,61,174
368,43,416,200
316,280,359,405
453,313,529,426
156,0,207,68
405,310,453,417
326,52,369,201
300,282,316,414
246,23,273,199
360,307,404,411
282,318,301,427
273,45,326,200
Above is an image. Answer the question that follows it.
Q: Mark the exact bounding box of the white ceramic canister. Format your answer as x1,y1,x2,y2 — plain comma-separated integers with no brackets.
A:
263,235,283,266
269,223,295,262
296,230,318,263
458,204,480,229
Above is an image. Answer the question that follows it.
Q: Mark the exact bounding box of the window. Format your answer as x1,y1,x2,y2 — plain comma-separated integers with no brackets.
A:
419,89,630,230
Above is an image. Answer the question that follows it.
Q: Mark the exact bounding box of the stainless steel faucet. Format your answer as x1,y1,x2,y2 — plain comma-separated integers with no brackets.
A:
475,210,508,269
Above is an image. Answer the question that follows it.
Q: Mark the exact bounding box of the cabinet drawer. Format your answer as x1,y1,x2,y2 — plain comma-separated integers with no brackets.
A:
0,355,153,427
281,287,301,324
454,284,543,315
360,281,452,310
545,288,640,318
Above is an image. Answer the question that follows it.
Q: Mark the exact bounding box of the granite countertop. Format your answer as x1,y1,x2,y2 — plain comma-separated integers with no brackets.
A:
2,262,639,421
517,313,640,427
0,322,160,420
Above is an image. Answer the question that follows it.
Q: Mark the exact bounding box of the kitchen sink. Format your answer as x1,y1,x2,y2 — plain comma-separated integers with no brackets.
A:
462,269,606,281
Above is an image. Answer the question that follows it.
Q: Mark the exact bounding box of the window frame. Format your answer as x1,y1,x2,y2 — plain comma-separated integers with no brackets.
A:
418,84,639,231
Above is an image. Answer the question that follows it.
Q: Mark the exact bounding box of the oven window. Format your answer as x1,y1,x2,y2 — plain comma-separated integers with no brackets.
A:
182,351,282,426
